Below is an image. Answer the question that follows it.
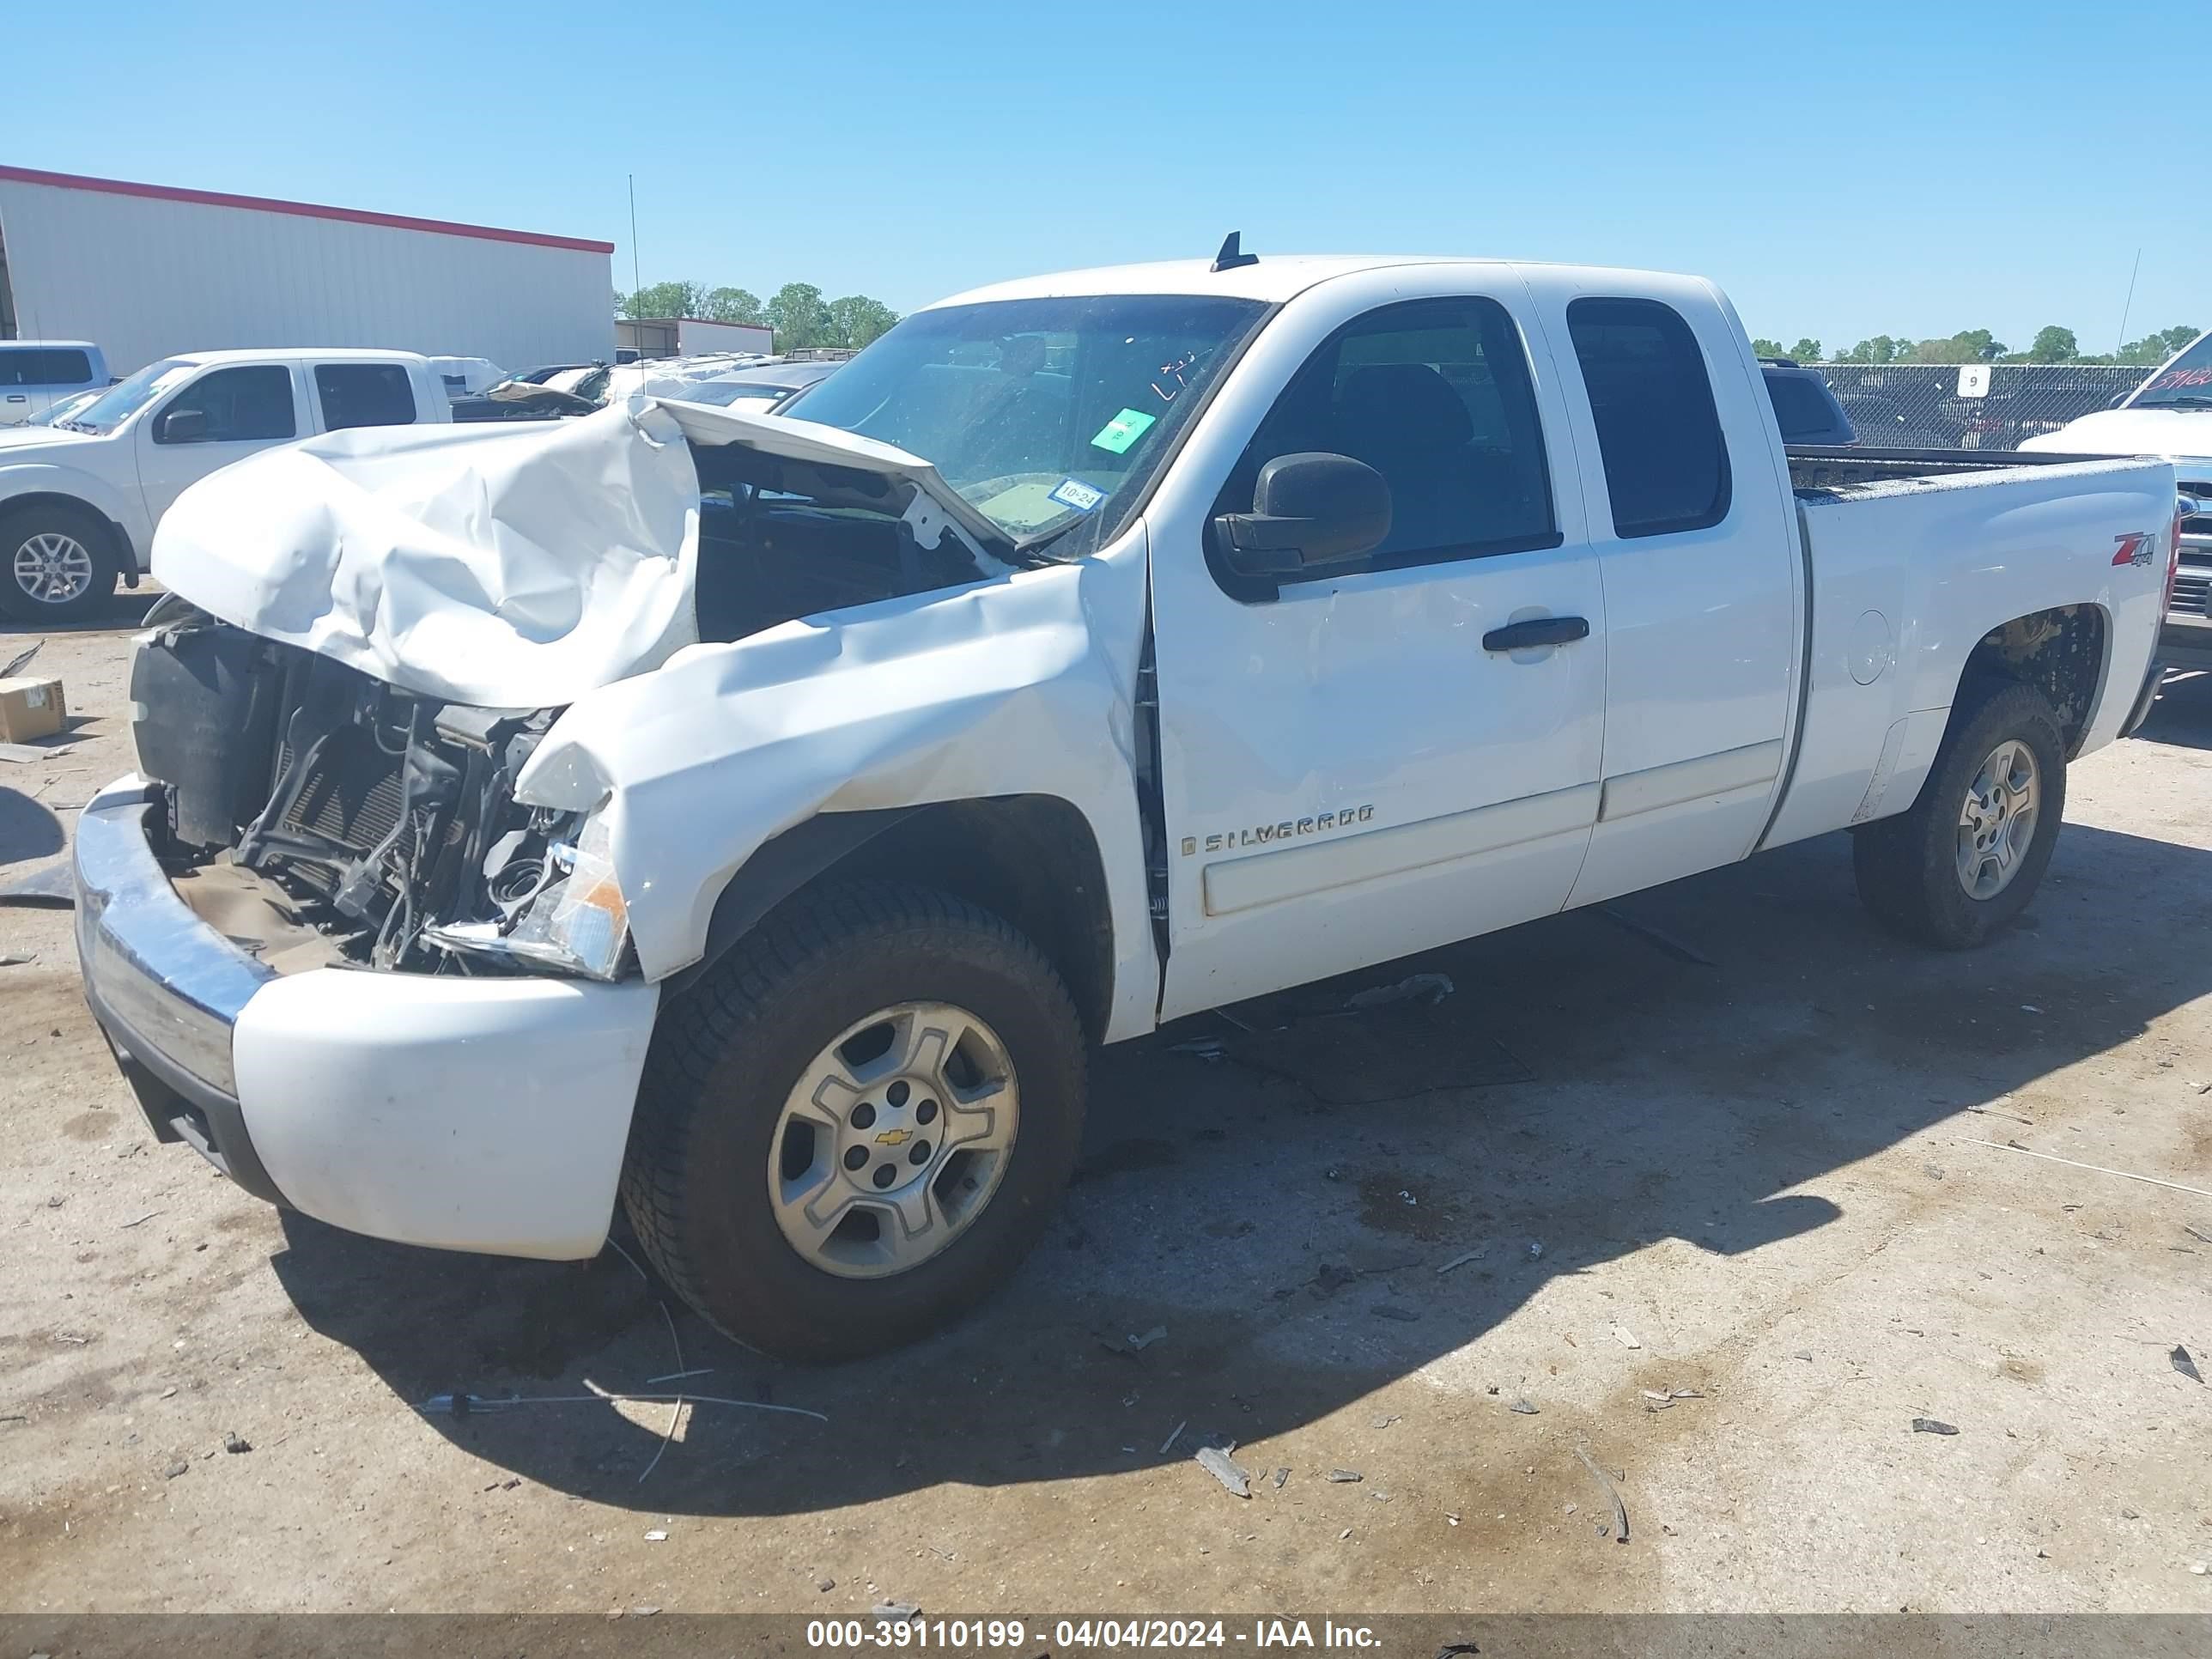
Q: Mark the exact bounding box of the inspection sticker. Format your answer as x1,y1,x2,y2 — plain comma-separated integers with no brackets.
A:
1090,407,1158,454
1048,477,1106,514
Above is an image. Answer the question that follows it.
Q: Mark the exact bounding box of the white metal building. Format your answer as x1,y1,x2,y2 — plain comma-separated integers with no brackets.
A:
0,165,617,375
616,316,775,362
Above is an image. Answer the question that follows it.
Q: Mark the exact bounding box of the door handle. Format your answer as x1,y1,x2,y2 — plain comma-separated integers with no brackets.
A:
1482,615,1590,653
4,395,25,403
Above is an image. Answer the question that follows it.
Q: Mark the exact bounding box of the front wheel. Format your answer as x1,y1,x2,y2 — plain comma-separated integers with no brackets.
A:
620,881,1088,1362
0,504,118,623
1851,679,2066,949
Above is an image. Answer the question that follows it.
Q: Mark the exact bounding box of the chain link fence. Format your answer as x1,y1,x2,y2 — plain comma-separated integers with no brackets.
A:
1808,362,2152,451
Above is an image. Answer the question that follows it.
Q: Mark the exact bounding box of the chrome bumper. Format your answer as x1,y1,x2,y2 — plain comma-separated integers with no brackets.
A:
73,776,286,1202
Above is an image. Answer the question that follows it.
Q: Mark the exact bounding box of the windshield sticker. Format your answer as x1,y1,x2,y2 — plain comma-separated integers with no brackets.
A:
1091,408,1158,454
1047,477,1106,514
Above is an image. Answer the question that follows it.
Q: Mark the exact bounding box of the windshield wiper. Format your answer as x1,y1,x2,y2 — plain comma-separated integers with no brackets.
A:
2143,396,2212,410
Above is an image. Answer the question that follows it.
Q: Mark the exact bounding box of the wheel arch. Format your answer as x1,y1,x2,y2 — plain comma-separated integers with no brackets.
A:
0,489,135,574
1954,601,2109,757
671,795,1119,1044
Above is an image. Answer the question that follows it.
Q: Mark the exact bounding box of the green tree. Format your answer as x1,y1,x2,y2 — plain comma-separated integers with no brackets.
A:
1838,334,1911,364
767,283,834,349
826,295,900,349
1751,337,1786,359
701,287,765,325
2027,325,2078,363
1788,337,1822,363
620,280,708,319
1910,330,2007,364
2118,324,2202,365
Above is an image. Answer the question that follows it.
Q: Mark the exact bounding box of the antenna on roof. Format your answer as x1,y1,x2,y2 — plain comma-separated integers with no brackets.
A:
1211,231,1259,273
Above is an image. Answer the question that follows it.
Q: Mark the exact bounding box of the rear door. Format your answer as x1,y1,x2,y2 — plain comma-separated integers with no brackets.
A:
133,362,303,526
1527,287,1802,908
1148,270,1609,1018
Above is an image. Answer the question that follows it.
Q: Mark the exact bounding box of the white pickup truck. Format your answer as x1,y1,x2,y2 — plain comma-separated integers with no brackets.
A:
0,348,452,622
72,252,2180,1360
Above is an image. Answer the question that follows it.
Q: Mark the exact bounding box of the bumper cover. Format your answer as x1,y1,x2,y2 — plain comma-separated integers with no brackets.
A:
73,776,662,1260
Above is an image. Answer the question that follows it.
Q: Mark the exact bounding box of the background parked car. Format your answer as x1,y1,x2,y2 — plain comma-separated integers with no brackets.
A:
0,347,451,620
449,362,611,422
0,340,109,426
30,387,102,428
660,359,845,414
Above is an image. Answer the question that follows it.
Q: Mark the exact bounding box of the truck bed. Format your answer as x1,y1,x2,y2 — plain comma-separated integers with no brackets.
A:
1788,445,2130,495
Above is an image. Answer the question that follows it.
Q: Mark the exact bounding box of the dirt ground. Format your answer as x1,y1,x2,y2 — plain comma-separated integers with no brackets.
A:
5,600,2212,1618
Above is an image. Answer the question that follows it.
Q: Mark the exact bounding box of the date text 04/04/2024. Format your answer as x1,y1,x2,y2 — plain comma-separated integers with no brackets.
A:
804,1619,1382,1649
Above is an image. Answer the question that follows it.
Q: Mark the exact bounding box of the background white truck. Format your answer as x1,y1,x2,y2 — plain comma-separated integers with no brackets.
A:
0,348,451,620
2022,328,2212,672
73,252,2179,1359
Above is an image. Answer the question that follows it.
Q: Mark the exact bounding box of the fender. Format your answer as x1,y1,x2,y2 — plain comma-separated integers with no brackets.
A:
0,454,144,566
514,534,1163,1042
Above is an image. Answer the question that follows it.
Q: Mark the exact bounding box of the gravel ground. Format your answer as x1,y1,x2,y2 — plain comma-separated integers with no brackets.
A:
4,605,2212,1616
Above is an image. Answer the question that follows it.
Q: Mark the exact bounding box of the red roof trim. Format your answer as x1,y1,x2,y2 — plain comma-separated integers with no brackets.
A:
0,165,617,255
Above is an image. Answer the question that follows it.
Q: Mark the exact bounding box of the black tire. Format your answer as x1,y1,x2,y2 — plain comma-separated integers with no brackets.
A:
1851,679,2066,949
0,502,118,623
620,880,1088,1362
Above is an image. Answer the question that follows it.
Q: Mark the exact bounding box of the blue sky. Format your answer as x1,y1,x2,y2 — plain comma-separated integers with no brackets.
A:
11,1,2204,352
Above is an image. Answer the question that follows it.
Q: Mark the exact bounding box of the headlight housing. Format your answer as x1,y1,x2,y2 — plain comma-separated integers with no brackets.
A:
501,811,632,980
425,810,634,981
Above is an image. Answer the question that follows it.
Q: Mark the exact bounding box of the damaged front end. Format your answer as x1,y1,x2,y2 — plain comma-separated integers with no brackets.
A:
130,601,631,982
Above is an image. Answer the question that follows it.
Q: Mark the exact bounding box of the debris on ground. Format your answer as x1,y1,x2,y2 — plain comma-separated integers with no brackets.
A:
1328,1469,1364,1483
816,1577,836,1592
1169,1036,1227,1062
0,862,74,908
1273,1468,1290,1490
1372,1304,1421,1322
1509,1397,1540,1415
1436,1249,1484,1275
1195,1445,1252,1498
1159,1420,1186,1455
2185,1224,2212,1246
1346,972,1454,1009
1573,1445,1630,1543
872,1602,921,1621
222,1431,251,1453
120,1210,163,1229
1912,1418,1960,1436
2172,1346,2203,1384
1126,1326,1168,1351
1370,1413,1400,1429
1613,1326,1643,1350
163,1461,187,1480
1963,1138,2212,1201
1527,1241,1545,1260
644,1528,667,1542
0,952,33,967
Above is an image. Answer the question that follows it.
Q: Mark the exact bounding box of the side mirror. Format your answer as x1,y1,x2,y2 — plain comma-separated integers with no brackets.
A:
1215,452,1391,577
158,407,210,444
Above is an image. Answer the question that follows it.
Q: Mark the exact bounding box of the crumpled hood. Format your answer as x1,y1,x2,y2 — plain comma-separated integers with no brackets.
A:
2021,408,2212,474
152,396,1004,707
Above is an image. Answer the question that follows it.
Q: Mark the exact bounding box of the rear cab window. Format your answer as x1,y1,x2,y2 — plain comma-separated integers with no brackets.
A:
1566,298,1731,538
314,363,418,430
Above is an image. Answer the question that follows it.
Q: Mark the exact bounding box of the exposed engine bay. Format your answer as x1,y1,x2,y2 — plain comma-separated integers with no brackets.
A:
130,438,1000,980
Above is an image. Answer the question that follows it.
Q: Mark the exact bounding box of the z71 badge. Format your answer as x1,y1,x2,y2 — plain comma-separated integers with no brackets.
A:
1182,805,1375,856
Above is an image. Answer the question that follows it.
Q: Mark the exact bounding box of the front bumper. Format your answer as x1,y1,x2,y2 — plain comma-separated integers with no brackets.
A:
73,777,661,1260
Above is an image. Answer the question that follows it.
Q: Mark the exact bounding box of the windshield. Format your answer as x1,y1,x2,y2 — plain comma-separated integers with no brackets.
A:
787,294,1269,543
64,359,195,433
2132,333,2212,408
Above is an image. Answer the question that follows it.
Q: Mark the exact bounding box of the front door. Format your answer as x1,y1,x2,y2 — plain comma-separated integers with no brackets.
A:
1148,275,1608,1020
134,362,301,526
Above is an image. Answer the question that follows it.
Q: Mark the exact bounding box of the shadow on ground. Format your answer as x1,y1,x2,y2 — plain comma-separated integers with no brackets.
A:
241,697,2212,1516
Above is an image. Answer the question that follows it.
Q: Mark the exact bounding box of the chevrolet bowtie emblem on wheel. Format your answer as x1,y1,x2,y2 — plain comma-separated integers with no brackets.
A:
875,1128,912,1147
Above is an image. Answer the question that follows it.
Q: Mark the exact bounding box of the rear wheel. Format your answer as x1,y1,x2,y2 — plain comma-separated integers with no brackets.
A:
620,881,1087,1361
0,504,118,623
1852,679,2066,949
